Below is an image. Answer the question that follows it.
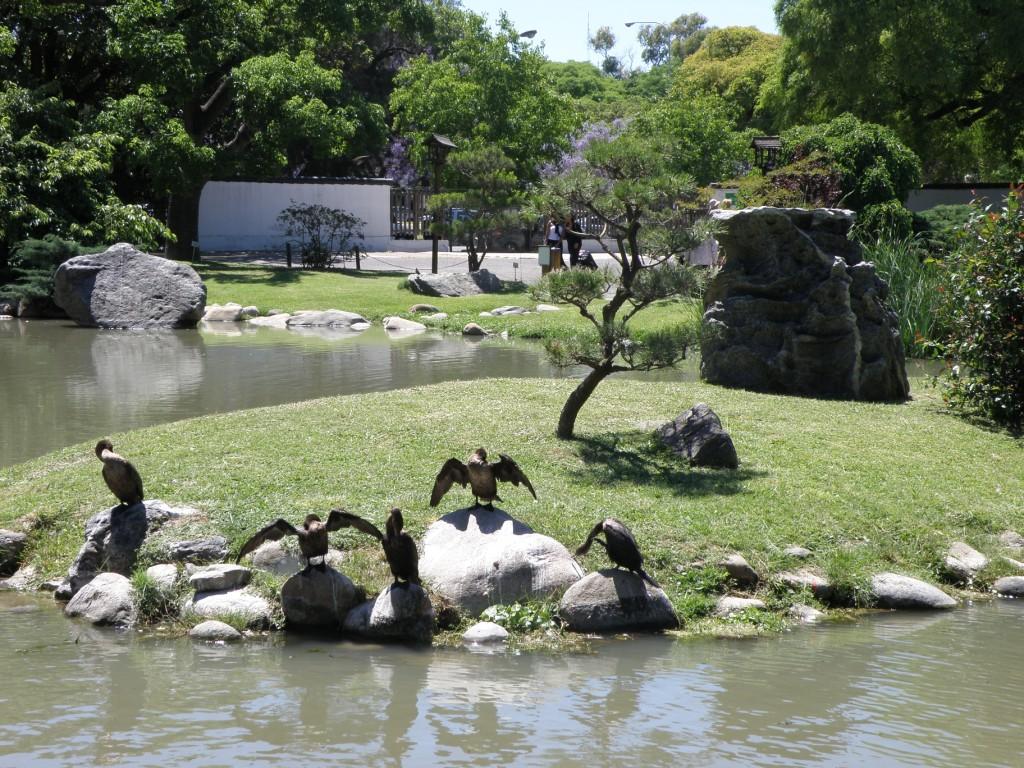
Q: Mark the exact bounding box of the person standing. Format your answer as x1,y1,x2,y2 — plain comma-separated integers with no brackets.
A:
545,216,563,269
564,214,583,267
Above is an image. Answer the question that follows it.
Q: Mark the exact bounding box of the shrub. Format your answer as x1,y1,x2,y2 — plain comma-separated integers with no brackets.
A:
0,235,83,303
939,185,1024,429
861,232,945,357
855,200,915,241
916,204,973,254
277,201,365,269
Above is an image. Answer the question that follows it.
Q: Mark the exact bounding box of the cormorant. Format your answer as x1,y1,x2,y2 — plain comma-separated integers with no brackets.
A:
576,518,660,587
430,448,536,510
235,510,348,571
94,439,144,507
331,507,420,585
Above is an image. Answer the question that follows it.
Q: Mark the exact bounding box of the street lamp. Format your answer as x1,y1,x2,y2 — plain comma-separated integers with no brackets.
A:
427,133,457,275
624,20,659,27
518,29,537,38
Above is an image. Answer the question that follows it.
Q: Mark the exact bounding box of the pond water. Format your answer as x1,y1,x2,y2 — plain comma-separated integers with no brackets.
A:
0,320,695,469
1,592,1021,767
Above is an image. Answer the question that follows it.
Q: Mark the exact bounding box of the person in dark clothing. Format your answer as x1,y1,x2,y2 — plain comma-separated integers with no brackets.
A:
564,215,583,266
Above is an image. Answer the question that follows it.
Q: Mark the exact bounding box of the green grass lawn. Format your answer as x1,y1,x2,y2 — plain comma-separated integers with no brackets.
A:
196,262,702,341
4,377,1021,631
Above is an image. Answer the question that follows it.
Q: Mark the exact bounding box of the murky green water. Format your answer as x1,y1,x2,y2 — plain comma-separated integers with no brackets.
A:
0,320,695,469
1,592,1021,767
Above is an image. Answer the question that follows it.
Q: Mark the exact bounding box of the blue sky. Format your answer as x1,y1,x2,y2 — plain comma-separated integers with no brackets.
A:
458,0,779,64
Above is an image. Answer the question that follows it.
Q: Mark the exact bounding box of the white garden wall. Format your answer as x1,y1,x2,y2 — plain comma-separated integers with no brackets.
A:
198,179,402,252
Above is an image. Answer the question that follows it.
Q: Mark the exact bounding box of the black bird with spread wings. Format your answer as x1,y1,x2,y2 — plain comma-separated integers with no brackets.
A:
330,508,420,586
95,439,144,507
576,518,660,588
235,510,348,572
430,448,536,510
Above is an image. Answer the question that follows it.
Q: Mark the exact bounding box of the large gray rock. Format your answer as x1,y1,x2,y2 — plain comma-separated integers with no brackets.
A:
281,566,360,630
658,403,738,469
993,576,1024,597
57,500,197,600
286,309,369,328
0,530,27,576
247,313,291,329
146,564,179,593
189,620,242,642
53,243,206,328
185,588,272,628
0,564,38,591
419,506,584,616
944,542,989,584
407,269,503,297
166,536,229,564
383,316,427,332
558,569,679,632
189,564,251,592
343,583,434,644
871,572,957,609
702,208,909,402
248,540,303,575
64,572,135,626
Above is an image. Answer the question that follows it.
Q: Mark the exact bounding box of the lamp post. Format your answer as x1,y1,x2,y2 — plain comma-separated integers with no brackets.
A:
624,20,659,27
518,29,537,39
427,133,456,275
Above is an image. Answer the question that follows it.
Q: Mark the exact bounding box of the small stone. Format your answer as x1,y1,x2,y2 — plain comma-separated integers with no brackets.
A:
719,553,759,587
784,546,812,559
64,572,136,626
788,604,825,623
240,305,259,318
0,564,38,591
281,566,359,630
871,572,957,609
558,570,679,632
658,403,738,469
0,530,28,576
247,313,290,328
39,579,63,592
189,619,243,642
266,308,284,316
424,312,449,321
246,540,303,575
944,541,989,583
167,536,228,564
185,588,272,628
203,303,244,322
535,304,561,312
462,621,509,644
489,305,526,316
478,311,493,317
1001,556,1024,571
998,531,1024,549
714,595,766,618
189,564,251,592
462,323,488,336
383,316,427,332
408,303,441,314
146,564,178,592
993,576,1024,597
776,569,833,602
342,583,435,643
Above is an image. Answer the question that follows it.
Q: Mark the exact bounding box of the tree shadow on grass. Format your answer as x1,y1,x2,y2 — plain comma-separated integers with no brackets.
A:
199,263,301,285
570,432,763,497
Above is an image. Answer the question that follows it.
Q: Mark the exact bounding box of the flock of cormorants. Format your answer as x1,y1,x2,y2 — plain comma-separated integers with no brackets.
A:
94,440,658,592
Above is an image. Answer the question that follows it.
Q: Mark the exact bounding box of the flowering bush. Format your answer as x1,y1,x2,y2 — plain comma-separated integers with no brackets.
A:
940,184,1024,430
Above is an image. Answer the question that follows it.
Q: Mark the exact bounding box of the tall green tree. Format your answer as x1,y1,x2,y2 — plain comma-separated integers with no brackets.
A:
636,13,709,66
533,131,706,439
390,12,575,186
772,0,1024,179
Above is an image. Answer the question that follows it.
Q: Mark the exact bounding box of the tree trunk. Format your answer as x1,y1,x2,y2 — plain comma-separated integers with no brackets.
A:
556,363,614,439
165,188,202,260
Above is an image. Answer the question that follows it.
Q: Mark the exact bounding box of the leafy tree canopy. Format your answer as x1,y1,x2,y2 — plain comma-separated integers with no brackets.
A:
636,13,710,66
772,0,1024,180
390,12,576,186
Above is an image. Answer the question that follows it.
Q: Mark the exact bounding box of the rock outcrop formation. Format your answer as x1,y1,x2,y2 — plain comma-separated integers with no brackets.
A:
419,506,584,616
53,243,206,328
702,208,909,401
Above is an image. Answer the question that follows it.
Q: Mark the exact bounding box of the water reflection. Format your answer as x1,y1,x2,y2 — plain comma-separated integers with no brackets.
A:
0,595,1021,767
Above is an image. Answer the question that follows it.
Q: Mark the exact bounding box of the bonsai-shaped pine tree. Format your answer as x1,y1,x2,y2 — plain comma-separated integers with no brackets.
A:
533,131,709,439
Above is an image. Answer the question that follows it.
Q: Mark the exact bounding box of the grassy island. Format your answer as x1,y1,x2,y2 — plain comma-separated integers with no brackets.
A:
3,375,1021,640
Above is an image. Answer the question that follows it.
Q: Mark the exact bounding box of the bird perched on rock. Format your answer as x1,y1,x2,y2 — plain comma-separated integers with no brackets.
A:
576,518,660,587
330,508,420,586
94,439,144,507
235,510,348,572
430,448,536,510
